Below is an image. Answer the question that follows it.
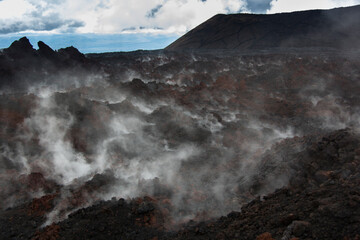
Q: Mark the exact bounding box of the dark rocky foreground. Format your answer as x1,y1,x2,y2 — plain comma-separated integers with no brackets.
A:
1,129,359,239
1,7,360,238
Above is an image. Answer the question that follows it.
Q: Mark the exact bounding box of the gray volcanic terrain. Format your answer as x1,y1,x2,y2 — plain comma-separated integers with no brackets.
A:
0,5,359,240
166,5,360,51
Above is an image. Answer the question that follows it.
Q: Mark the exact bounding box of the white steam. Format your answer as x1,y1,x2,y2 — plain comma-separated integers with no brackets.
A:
23,91,92,184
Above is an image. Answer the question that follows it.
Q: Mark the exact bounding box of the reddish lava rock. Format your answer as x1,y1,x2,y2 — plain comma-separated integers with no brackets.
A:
28,193,58,217
32,224,60,240
256,232,275,240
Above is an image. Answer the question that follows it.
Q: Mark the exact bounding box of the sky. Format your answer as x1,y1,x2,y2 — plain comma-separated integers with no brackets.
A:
0,0,359,53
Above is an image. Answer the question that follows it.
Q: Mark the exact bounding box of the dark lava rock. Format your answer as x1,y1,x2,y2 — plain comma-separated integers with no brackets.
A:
137,202,155,214
124,78,151,96
58,46,86,62
37,41,58,60
3,37,36,58
1,129,358,240
53,198,172,240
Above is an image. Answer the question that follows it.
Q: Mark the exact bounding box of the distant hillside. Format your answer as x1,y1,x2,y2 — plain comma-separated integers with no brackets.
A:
166,5,360,51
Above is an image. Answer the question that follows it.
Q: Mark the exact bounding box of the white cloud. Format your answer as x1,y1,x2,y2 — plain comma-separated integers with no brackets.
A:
0,0,84,34
0,0,358,35
0,0,248,35
56,0,249,34
267,0,360,13
0,0,35,19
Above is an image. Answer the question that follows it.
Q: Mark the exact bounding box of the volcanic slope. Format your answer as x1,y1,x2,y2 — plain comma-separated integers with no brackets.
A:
0,6,360,240
166,5,360,51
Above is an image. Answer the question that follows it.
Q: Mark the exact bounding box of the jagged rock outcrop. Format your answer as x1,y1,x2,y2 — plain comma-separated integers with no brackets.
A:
57,46,86,63
37,41,58,60
0,37,100,90
3,37,37,58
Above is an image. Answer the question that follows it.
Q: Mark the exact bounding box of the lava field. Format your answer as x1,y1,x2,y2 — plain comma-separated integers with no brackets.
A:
0,34,359,240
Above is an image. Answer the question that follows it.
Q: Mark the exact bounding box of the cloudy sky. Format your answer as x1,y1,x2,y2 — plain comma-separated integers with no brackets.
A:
0,0,359,52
